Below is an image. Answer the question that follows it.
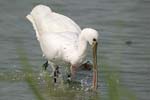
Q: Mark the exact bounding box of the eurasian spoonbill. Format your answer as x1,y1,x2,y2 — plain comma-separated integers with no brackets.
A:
26,5,99,90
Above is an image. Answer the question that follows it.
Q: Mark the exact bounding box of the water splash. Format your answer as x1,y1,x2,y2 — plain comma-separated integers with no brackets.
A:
80,76,91,91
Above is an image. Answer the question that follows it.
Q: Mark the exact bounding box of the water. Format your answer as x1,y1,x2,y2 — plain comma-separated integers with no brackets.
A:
0,0,150,100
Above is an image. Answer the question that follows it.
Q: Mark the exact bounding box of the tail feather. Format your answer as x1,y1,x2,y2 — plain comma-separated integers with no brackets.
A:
26,14,40,40
26,5,53,40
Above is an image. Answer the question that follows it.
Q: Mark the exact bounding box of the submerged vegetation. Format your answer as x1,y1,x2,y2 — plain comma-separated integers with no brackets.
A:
0,47,136,100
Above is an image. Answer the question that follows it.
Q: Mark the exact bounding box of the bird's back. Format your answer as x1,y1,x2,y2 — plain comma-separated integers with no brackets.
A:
26,5,81,40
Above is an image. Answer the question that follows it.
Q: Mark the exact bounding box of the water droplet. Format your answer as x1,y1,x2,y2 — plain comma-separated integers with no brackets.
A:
76,88,79,91
37,77,40,80
84,88,89,92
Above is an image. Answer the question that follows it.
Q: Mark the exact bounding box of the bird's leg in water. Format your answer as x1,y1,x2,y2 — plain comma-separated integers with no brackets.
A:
70,65,77,79
53,65,60,83
42,60,49,70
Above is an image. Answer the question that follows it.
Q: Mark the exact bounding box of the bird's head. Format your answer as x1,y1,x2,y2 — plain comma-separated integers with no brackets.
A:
81,28,99,90
81,28,98,46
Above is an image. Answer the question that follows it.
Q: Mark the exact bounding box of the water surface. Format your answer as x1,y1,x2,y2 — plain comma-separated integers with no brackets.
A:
0,0,150,100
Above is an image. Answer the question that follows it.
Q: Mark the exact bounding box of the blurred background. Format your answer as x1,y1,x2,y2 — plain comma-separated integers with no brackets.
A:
0,0,149,100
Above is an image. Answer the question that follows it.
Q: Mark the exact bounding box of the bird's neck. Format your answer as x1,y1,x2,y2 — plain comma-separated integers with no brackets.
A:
78,34,87,58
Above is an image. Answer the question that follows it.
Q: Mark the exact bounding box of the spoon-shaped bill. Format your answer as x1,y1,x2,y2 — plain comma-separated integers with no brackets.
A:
92,41,98,91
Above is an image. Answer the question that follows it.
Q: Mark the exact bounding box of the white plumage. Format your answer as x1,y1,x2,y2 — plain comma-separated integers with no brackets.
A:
27,5,98,90
26,5,81,40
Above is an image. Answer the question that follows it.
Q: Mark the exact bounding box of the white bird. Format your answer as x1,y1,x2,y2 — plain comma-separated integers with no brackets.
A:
26,5,99,91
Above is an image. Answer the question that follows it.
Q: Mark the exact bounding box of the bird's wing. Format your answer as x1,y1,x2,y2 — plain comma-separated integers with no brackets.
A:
50,12,81,33
58,32,79,45
39,32,79,62
26,5,81,40
42,32,79,51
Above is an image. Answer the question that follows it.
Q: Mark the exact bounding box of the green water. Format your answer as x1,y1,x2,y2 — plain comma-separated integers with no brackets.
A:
0,0,150,100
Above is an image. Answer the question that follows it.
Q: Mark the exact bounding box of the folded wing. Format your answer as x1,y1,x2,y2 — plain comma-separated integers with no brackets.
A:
26,5,81,40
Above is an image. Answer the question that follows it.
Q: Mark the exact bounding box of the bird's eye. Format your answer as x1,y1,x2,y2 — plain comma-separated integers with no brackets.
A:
93,38,96,41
